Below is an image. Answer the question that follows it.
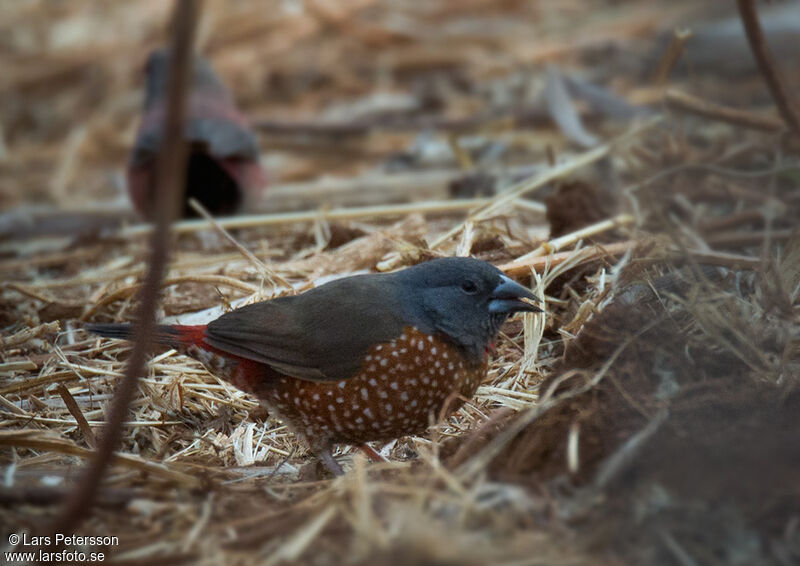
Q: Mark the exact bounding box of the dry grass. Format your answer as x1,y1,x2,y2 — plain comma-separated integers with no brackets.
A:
2,1,800,564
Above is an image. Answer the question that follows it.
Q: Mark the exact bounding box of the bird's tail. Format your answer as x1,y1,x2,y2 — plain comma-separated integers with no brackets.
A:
86,323,207,351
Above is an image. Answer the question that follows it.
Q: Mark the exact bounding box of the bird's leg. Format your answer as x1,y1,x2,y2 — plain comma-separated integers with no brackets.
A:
313,445,344,477
359,443,388,463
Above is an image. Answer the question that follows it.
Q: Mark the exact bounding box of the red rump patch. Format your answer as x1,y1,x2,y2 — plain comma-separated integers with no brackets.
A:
169,325,208,347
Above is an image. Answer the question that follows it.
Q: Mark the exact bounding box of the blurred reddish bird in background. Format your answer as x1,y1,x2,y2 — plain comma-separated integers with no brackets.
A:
127,48,265,219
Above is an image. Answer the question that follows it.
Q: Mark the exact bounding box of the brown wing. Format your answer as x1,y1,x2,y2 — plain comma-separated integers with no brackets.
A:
203,274,412,382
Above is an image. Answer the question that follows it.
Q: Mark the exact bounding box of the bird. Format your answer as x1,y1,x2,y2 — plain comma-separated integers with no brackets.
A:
127,48,265,219
88,257,540,475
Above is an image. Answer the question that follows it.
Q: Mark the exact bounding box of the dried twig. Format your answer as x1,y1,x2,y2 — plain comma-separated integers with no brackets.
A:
120,198,500,237
499,241,761,278
0,430,200,487
47,0,199,534
0,361,38,374
0,370,81,396
665,89,784,132
188,198,294,291
737,0,800,135
651,28,691,85
55,383,97,448
0,321,60,350
502,214,635,272
499,241,634,277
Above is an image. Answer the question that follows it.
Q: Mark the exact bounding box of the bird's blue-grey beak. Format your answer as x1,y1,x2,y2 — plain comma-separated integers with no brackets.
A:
488,275,542,314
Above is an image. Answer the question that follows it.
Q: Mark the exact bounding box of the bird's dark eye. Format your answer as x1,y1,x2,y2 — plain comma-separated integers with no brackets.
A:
461,280,478,294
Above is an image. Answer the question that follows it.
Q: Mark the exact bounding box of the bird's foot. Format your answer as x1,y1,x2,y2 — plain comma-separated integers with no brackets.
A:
316,448,344,477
